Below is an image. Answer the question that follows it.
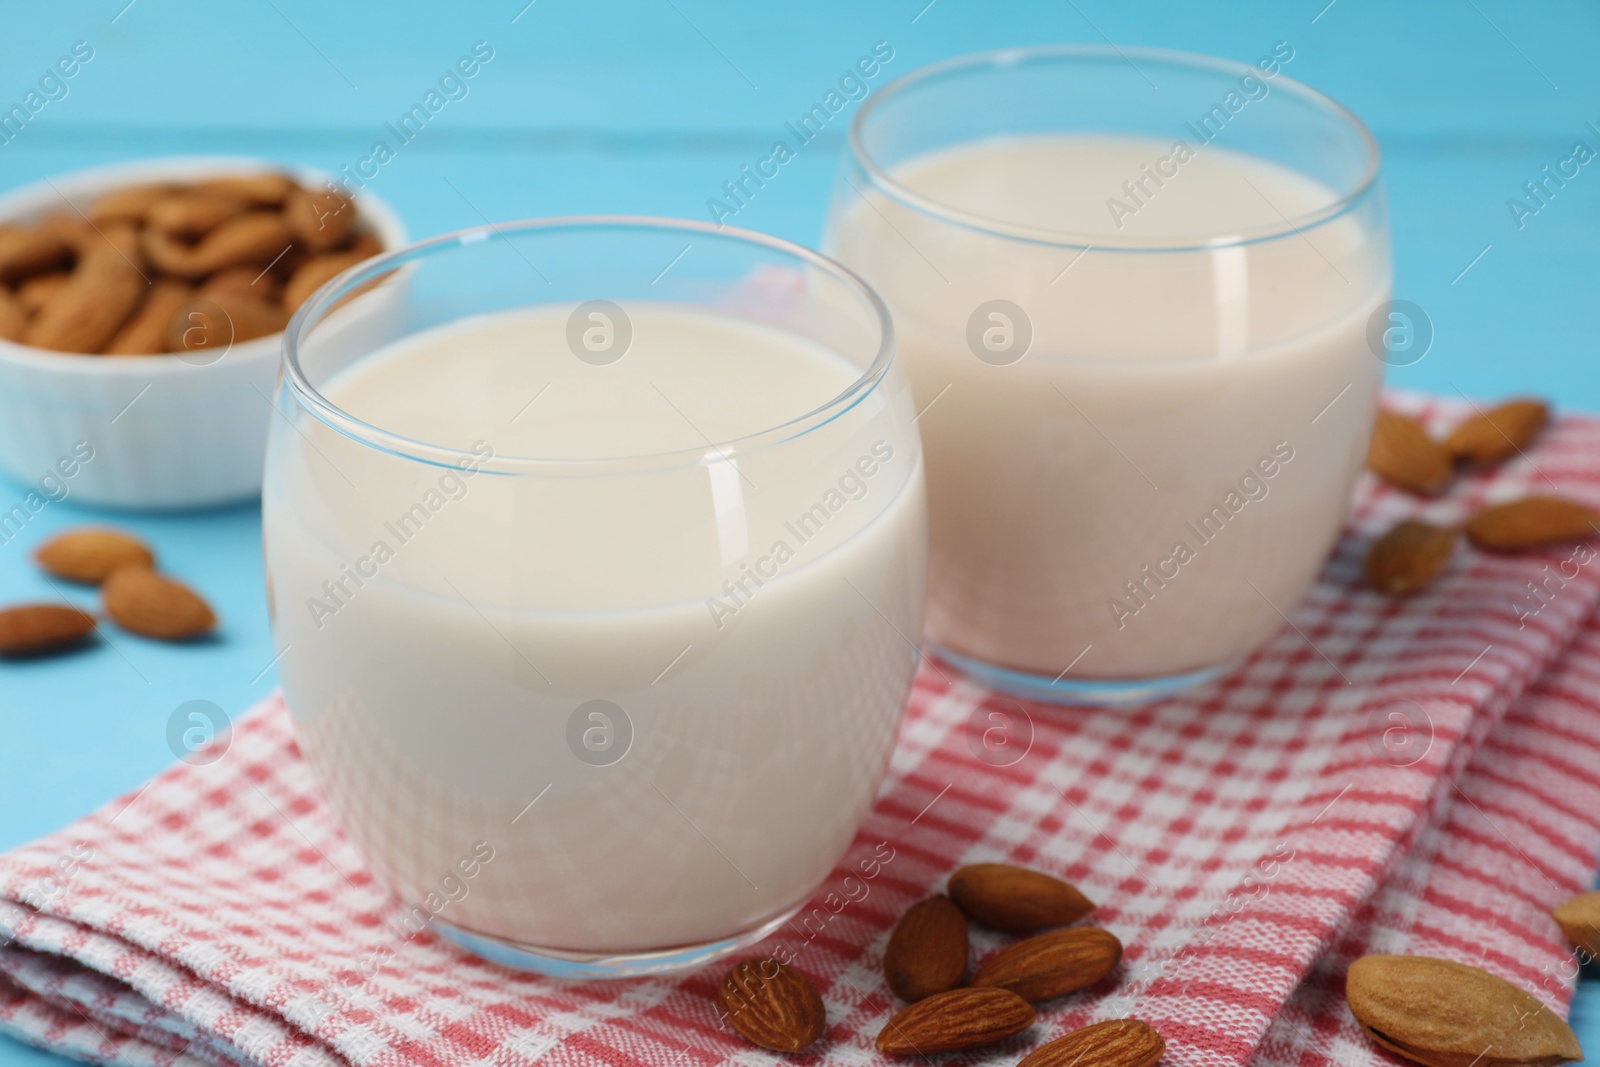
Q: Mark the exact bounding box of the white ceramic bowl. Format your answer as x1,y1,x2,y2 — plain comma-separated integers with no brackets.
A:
0,157,407,510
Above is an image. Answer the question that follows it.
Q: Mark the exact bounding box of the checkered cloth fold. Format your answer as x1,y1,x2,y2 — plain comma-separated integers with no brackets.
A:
3,395,1600,1067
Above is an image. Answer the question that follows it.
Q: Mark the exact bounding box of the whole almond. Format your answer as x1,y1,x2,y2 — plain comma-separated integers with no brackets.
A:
0,289,25,342
884,895,968,1001
87,182,177,226
948,863,1094,932
971,926,1122,1002
1446,399,1549,466
35,528,155,584
1346,955,1581,1067
877,987,1034,1055
1553,891,1600,960
191,173,296,206
717,958,825,1053
168,293,289,355
1365,520,1458,595
105,280,194,356
1017,1019,1166,1067
0,603,96,657
146,191,249,238
284,248,371,311
284,187,357,253
0,225,70,283
199,266,283,303
1368,410,1452,495
1464,496,1600,551
102,568,215,640
17,271,70,315
143,211,292,278
24,227,147,353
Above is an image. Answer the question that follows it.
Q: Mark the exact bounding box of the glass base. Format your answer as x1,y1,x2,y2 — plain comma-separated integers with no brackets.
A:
433,905,802,978
930,644,1234,707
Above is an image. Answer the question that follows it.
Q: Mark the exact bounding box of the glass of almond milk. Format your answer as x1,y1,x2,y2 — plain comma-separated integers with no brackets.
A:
263,219,926,975
826,46,1389,705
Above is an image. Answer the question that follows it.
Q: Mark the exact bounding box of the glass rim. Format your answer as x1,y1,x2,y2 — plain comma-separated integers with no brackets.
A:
281,215,897,477
847,44,1383,253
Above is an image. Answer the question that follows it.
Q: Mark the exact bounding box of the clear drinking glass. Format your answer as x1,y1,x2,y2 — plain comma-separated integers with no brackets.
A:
825,45,1389,705
263,218,926,976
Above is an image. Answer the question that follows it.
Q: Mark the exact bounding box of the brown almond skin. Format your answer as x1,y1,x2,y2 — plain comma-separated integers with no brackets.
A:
87,182,177,226
1365,520,1458,595
199,266,283,303
35,528,155,584
0,604,96,657
16,271,70,315
1017,1019,1166,1067
143,211,292,278
102,569,215,640
0,288,25,342
971,926,1122,1002
878,987,1034,1055
191,173,296,206
1446,399,1549,466
1465,496,1600,551
717,958,825,1053
105,280,195,356
949,863,1095,932
0,225,70,283
145,191,249,238
23,227,147,353
284,248,372,311
284,187,357,252
1347,955,1581,1067
1368,410,1453,495
1553,891,1600,960
884,895,968,1002
168,293,289,355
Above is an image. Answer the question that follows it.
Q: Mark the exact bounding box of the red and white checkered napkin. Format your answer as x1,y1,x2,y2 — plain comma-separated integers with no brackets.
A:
3,395,1600,1067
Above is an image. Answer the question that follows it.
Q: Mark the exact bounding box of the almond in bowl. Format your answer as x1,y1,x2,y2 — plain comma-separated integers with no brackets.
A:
0,157,407,510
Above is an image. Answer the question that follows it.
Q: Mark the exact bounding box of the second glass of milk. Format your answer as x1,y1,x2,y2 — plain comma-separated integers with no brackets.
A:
826,46,1390,705
263,219,926,975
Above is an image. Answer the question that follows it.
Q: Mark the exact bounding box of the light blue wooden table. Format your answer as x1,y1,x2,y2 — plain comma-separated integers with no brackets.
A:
2,1,1597,1063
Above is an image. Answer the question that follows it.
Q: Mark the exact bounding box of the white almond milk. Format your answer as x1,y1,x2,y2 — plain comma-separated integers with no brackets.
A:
264,304,926,953
828,134,1386,681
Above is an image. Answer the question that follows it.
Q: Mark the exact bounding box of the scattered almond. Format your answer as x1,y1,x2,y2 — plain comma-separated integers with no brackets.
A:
1365,520,1457,595
1016,1019,1165,1067
1446,399,1549,466
35,527,155,584
199,266,282,303
1368,410,1453,495
717,958,825,1053
884,895,968,1002
948,863,1094,932
1464,496,1600,551
1345,954,1581,1067
971,926,1122,1002
102,568,215,640
1553,891,1600,960
876,986,1034,1055
0,604,96,658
